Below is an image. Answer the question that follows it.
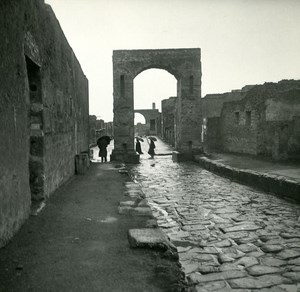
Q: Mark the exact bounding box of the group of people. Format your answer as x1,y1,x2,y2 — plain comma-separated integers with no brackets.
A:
96,136,156,162
136,136,156,159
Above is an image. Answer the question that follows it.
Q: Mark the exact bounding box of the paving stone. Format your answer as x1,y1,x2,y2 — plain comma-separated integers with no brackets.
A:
278,284,300,292
235,233,259,244
261,244,284,253
179,252,218,265
210,239,232,248
234,256,259,267
277,249,300,260
280,233,300,239
246,264,283,276
282,272,300,282
288,266,300,272
197,265,220,274
182,224,207,232
260,256,287,267
228,275,292,289
194,281,229,292
286,242,300,249
223,231,249,240
246,251,265,258
288,257,300,265
188,270,247,283
237,243,259,253
177,246,192,253
218,253,235,263
221,224,261,233
219,263,244,272
189,246,219,255
259,234,281,242
181,261,199,274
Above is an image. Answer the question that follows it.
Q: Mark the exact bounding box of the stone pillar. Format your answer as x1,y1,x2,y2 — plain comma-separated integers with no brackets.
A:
111,60,139,163
174,64,202,156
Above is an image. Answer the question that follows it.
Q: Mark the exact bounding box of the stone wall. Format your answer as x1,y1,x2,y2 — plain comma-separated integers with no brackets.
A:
161,96,177,146
0,0,89,247
201,86,254,152
220,80,300,160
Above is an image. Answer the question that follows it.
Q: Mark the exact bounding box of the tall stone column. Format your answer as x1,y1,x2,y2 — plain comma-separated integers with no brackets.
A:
111,60,139,163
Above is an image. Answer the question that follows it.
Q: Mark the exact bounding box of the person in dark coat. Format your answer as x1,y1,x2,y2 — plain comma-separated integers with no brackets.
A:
97,138,108,162
135,138,143,154
148,139,156,159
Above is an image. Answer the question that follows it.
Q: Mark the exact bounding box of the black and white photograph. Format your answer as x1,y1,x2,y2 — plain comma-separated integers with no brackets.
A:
1,0,300,291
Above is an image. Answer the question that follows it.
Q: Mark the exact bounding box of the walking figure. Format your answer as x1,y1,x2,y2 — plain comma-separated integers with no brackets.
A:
97,136,110,163
147,136,156,159
135,137,143,154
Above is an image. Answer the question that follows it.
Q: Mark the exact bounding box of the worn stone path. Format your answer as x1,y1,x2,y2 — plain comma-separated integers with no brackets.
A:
129,154,300,291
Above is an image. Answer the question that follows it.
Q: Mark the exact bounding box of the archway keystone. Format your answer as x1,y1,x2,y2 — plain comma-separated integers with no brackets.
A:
111,48,202,162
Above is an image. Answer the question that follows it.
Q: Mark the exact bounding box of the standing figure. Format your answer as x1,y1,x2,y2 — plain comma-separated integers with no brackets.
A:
97,136,110,163
135,137,143,154
147,138,156,159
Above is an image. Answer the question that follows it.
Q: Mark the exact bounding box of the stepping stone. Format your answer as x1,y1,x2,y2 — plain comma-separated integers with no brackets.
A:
128,228,170,250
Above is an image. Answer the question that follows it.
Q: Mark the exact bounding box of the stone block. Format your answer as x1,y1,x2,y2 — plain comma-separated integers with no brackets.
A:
127,228,170,250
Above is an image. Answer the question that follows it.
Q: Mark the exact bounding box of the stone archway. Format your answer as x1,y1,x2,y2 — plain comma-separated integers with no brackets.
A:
111,48,202,162
134,109,161,136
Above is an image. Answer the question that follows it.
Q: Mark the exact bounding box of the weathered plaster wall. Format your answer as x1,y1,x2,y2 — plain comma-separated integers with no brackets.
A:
0,0,89,247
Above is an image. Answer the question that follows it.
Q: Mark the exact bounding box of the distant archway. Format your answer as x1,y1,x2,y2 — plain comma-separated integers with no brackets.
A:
112,48,202,162
134,113,146,125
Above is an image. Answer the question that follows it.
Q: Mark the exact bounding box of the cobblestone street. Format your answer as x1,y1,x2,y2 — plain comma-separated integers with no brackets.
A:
129,147,300,291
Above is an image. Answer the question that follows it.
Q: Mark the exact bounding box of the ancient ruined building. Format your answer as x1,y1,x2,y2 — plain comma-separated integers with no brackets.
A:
111,49,202,163
161,97,177,146
0,0,89,247
134,103,161,136
202,80,300,161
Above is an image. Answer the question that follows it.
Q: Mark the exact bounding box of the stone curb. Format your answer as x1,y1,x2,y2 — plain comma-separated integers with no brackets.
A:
194,156,300,202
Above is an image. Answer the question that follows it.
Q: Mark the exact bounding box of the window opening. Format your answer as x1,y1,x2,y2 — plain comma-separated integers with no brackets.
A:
234,112,240,125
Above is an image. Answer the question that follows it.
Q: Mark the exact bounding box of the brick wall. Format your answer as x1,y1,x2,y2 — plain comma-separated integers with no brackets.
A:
0,0,89,247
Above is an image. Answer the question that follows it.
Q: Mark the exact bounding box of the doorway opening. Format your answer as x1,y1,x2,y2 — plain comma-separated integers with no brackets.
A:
25,56,45,201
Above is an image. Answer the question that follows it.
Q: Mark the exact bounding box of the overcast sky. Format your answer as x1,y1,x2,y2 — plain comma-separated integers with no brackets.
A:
45,0,300,122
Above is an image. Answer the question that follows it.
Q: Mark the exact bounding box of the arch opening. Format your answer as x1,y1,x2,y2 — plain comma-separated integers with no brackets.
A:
134,68,177,112
134,113,146,125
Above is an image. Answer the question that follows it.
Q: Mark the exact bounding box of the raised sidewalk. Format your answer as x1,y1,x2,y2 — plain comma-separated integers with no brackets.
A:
194,153,300,202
